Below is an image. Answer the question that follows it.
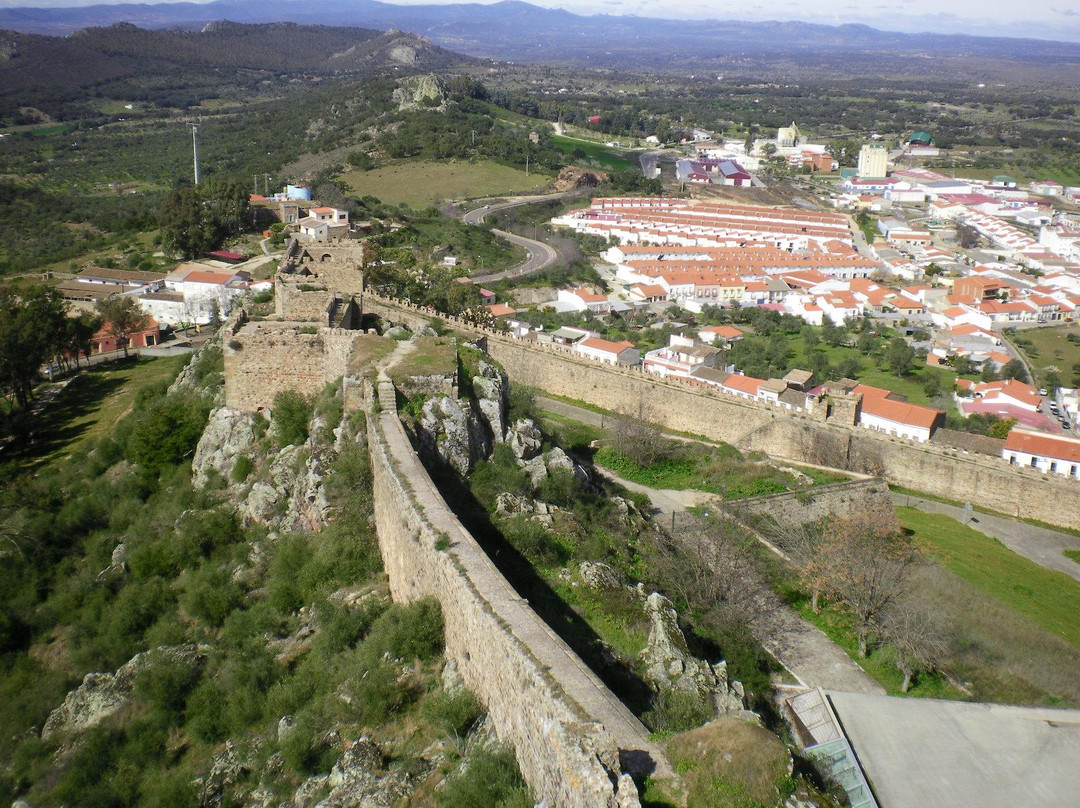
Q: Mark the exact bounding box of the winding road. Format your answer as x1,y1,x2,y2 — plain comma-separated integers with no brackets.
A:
461,193,567,284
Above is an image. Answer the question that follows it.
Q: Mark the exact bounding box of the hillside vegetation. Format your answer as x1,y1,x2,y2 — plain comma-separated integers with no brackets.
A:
0,344,533,807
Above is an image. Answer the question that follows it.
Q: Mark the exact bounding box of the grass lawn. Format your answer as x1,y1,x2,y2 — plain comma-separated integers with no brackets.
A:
896,506,1080,648
1007,322,1080,390
387,337,458,387
337,159,551,207
1,354,189,475
549,135,639,172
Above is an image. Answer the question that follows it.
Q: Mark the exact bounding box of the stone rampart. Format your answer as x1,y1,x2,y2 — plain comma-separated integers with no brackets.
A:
361,295,1080,530
223,315,358,411
367,379,659,808
727,478,892,528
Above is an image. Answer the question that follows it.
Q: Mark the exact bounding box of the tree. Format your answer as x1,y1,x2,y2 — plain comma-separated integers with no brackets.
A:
65,312,102,369
0,286,67,408
761,518,828,613
1000,359,1028,382
97,296,149,358
886,337,916,377
820,504,922,658
613,399,669,468
880,600,949,692
988,416,1017,439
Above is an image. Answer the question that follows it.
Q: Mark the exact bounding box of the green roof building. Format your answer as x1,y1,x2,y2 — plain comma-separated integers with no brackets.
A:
908,131,934,146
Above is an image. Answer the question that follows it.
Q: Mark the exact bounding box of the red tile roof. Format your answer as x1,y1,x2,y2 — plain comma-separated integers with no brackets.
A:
853,384,942,429
1004,430,1080,464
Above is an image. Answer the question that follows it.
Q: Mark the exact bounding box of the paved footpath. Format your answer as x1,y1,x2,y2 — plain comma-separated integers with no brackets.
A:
538,396,885,694
892,492,1080,583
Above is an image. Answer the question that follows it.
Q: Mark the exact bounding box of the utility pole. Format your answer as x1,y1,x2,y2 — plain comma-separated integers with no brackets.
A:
470,129,477,147
188,122,200,185
526,154,530,176
254,174,259,194
264,174,271,195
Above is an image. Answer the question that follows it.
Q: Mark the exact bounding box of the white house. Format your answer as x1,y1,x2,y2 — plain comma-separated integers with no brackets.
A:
575,337,639,366
1002,429,1080,478
853,384,943,442
557,288,612,314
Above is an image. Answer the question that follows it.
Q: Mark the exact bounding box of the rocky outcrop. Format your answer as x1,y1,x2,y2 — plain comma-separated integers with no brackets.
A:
507,418,542,460
472,359,509,442
638,593,751,719
192,407,257,487
418,394,488,475
42,644,207,738
520,447,587,487
313,736,433,808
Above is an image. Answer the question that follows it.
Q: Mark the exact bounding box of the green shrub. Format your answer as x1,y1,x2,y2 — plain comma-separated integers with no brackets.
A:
421,688,483,738
280,712,340,775
438,744,533,808
231,454,254,483
127,395,212,475
362,599,443,663
642,689,715,734
348,660,414,726
134,653,202,722
272,390,313,447
181,563,244,627
268,535,313,614
501,516,567,567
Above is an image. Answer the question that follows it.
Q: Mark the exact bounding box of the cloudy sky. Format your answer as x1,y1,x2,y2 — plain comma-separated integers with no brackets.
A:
4,0,1079,42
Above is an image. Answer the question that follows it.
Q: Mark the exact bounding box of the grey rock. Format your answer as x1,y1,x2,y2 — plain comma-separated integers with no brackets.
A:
43,644,207,738
201,739,249,808
294,774,330,808
638,593,748,717
579,561,621,590
418,395,489,475
277,714,295,742
506,418,542,460
440,658,465,695
384,325,411,340
242,482,284,526
413,324,439,337
472,360,509,442
192,407,257,487
313,736,426,808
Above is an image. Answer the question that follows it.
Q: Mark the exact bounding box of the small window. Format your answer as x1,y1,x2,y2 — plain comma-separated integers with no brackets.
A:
1051,462,1058,473
1031,457,1038,468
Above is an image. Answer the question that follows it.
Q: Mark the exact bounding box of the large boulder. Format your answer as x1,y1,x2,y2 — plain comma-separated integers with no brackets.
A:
311,736,434,808
418,394,489,475
471,359,509,442
521,448,588,487
192,407,257,486
506,418,542,460
42,644,207,738
638,593,748,717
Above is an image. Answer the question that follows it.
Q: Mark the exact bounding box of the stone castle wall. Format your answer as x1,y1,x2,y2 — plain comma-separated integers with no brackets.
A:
362,295,1080,529
366,380,656,808
728,478,892,528
223,316,358,411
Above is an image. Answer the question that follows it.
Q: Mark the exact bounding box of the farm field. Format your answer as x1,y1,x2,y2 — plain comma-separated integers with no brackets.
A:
549,135,639,172
338,159,551,207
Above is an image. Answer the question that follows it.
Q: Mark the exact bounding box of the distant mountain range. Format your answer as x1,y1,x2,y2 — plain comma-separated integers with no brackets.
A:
2,0,1078,77
0,23,474,117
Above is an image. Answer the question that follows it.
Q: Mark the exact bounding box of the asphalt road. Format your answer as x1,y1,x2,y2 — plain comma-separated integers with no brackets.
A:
462,194,566,284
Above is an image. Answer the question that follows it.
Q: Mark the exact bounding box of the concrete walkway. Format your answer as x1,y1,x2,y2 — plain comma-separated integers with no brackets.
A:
537,396,885,695
892,492,1080,583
